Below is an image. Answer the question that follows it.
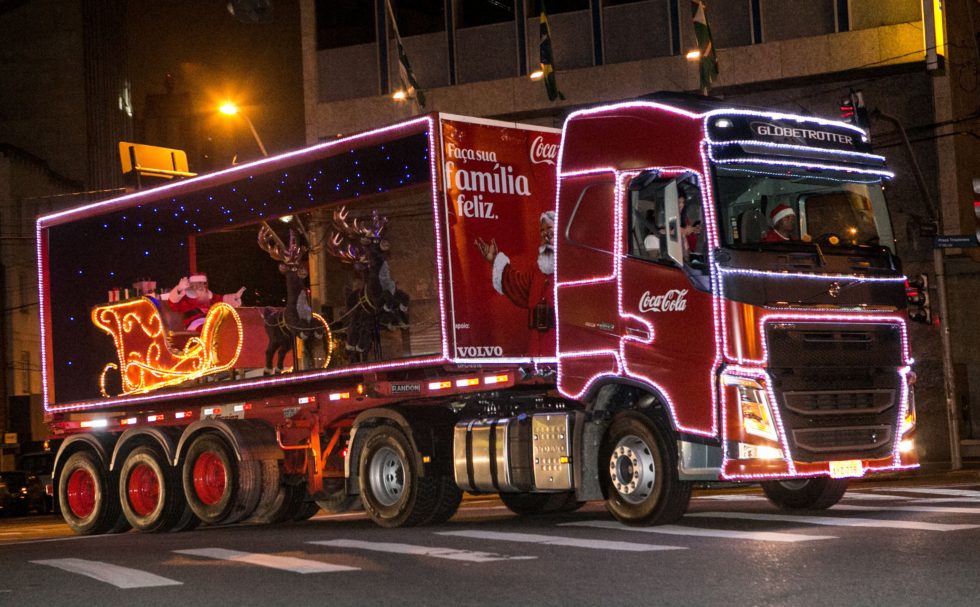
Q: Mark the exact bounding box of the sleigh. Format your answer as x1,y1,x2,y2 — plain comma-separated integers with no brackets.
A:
92,296,331,397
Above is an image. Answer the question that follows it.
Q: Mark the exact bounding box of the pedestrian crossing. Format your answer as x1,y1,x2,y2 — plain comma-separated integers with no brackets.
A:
21,484,980,590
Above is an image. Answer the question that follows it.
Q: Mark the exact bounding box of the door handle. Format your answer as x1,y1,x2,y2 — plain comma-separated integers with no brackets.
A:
625,326,652,341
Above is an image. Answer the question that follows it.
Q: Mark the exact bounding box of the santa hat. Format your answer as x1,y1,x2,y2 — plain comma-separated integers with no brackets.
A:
189,273,208,284
770,204,796,225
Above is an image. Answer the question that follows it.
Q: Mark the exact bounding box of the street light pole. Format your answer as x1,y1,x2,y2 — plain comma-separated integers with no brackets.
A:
218,102,268,158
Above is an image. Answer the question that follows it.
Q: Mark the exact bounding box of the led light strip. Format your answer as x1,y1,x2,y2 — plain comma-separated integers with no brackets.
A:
706,147,895,178
702,108,870,136
706,139,886,162
716,266,907,283
713,164,883,185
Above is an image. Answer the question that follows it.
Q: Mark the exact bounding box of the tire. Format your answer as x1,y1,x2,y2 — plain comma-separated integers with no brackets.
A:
119,445,197,533
357,425,441,528
244,461,287,525
292,496,321,521
419,475,462,525
600,411,691,526
315,478,362,514
182,434,261,525
58,451,129,535
499,492,583,516
761,477,848,510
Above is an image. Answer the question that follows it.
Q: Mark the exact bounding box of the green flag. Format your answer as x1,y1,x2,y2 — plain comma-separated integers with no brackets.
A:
386,0,425,109
539,4,564,101
691,0,719,94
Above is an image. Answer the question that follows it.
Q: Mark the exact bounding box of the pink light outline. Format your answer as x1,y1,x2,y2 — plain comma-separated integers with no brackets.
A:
41,116,448,413
706,139,886,163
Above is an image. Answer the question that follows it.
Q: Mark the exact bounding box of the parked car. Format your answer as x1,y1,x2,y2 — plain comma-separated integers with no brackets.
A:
0,471,49,516
17,451,56,513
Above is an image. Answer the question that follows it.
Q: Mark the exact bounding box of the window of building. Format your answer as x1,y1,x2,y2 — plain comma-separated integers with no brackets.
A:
393,0,446,36
316,0,376,50
529,0,589,16
458,0,515,28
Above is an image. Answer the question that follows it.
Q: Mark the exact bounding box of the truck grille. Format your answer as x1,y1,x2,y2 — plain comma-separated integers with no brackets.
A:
766,322,903,463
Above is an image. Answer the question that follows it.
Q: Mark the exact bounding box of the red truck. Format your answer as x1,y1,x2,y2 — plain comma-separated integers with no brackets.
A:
38,95,917,535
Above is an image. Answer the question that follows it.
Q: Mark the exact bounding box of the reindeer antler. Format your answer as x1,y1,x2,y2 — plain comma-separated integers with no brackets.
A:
258,222,307,266
325,206,388,265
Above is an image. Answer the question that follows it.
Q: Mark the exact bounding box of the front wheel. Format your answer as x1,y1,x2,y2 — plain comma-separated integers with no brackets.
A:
761,477,848,510
600,412,691,526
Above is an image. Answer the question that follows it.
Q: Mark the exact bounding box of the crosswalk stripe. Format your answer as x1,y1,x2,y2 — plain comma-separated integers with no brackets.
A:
688,511,980,531
173,548,357,574
697,492,910,502
310,539,536,562
32,558,182,588
871,487,980,498
834,504,980,515
437,530,684,552
561,520,836,542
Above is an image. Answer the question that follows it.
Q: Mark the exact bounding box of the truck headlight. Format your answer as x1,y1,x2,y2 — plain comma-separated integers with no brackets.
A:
900,386,916,436
723,375,779,442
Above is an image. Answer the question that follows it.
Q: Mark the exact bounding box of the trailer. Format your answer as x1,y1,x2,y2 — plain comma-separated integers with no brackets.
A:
38,98,918,535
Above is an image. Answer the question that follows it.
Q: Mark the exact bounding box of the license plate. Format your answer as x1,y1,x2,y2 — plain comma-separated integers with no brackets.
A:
829,459,864,478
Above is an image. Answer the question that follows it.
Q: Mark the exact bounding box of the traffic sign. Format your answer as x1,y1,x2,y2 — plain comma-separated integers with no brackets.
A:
933,234,978,248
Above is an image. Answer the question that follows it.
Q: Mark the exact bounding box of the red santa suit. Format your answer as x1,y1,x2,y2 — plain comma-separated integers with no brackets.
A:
492,250,555,357
167,292,226,331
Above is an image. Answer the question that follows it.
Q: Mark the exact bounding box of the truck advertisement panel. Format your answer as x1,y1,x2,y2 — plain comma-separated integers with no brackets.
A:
440,117,561,360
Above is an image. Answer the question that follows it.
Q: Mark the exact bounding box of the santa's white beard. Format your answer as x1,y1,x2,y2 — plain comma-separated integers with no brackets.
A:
537,247,554,275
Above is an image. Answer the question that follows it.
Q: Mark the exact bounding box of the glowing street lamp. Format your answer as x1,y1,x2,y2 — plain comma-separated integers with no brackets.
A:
218,101,268,157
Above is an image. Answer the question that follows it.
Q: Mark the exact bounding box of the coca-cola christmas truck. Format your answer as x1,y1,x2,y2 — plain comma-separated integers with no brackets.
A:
38,97,917,535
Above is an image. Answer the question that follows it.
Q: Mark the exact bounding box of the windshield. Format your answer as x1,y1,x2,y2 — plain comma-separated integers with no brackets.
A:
714,165,895,252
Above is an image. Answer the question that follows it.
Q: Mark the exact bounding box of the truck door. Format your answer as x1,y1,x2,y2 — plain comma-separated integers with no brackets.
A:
620,171,716,435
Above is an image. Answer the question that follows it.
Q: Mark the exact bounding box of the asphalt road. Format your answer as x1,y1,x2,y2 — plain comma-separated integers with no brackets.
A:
3,476,980,606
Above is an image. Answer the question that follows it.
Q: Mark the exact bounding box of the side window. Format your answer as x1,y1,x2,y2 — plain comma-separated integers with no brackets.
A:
567,183,615,252
628,172,704,266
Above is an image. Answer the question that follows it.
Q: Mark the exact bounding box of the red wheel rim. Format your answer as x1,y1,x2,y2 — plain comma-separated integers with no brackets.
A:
192,451,226,505
127,463,160,516
66,468,96,518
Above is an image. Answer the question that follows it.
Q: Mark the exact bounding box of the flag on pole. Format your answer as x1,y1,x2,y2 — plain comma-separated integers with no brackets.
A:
539,3,564,101
385,0,425,109
691,0,718,94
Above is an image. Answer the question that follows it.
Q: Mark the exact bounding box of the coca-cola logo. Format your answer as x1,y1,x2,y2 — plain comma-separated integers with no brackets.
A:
530,135,558,166
638,289,688,313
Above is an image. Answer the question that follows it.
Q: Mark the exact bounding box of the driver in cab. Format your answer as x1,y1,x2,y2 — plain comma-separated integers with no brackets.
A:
763,204,797,242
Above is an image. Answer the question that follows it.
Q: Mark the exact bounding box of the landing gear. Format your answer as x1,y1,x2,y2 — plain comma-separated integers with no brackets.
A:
761,478,848,510
600,412,691,526
499,492,583,516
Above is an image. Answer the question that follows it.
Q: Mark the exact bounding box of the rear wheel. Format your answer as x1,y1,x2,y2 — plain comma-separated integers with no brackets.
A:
761,478,848,510
357,425,441,528
499,492,583,516
600,412,691,526
182,434,261,525
58,451,128,535
119,445,197,532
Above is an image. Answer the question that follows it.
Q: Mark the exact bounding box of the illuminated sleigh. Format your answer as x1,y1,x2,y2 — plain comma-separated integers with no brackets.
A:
91,297,243,397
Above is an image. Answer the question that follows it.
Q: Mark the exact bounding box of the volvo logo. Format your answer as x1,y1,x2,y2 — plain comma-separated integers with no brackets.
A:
828,282,842,298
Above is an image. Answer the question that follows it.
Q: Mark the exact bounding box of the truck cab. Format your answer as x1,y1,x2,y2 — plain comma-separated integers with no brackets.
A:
555,95,915,516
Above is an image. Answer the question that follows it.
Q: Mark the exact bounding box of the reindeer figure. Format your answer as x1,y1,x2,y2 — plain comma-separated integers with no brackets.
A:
257,223,325,373
326,206,409,361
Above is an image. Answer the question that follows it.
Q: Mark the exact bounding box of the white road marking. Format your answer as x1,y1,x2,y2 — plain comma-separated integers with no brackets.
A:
696,495,766,501
561,520,835,542
173,548,357,574
32,558,182,588
310,539,536,563
834,504,980,515
870,487,980,497
688,511,980,532
437,530,684,552
697,492,910,502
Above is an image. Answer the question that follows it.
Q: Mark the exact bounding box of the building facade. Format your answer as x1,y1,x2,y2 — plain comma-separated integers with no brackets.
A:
300,0,980,465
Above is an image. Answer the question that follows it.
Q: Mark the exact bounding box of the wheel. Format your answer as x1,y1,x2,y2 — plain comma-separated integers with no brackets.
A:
58,451,129,535
292,496,321,521
244,461,289,525
315,478,362,514
119,445,197,533
600,412,691,526
357,425,442,528
182,434,261,525
419,475,462,525
761,477,848,510
499,492,583,516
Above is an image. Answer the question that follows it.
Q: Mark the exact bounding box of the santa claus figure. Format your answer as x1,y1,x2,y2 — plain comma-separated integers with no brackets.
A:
166,273,245,331
763,204,797,242
475,211,556,357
